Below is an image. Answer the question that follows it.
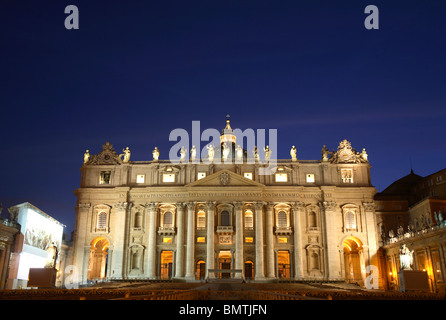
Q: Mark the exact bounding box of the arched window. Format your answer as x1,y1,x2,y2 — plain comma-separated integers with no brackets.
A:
244,210,253,229
345,211,356,231
197,211,206,229
277,211,288,228
163,211,173,228
308,211,317,228
132,251,140,270
221,210,230,226
134,211,142,229
97,212,107,229
310,252,319,270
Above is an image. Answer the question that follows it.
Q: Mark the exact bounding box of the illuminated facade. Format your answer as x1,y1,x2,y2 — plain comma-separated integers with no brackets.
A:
375,169,446,293
72,119,381,286
4,202,65,289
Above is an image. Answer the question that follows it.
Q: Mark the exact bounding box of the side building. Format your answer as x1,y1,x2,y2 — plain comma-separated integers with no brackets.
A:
4,202,65,289
375,168,446,293
72,119,380,286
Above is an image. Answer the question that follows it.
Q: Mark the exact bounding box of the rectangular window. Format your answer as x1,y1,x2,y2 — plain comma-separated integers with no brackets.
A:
275,173,288,182
245,237,254,243
197,211,206,229
136,174,145,183
96,212,107,230
341,169,353,183
163,173,175,183
197,172,206,180
244,172,253,180
306,174,315,183
278,237,288,244
197,237,206,243
163,237,172,243
99,171,111,185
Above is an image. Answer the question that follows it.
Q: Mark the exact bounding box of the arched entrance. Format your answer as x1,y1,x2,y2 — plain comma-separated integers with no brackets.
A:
342,237,365,286
88,237,109,280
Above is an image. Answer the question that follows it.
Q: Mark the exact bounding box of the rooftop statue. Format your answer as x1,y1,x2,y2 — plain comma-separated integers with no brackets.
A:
290,146,297,162
84,150,90,164
190,145,197,162
321,145,329,162
152,147,160,161
253,146,259,162
207,144,215,162
264,145,271,161
180,146,187,162
120,147,131,163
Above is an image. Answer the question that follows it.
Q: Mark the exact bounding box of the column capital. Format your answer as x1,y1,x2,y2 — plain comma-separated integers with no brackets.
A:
78,203,91,210
291,201,306,210
144,202,158,210
186,202,196,210
113,202,129,210
176,202,185,211
319,201,337,211
205,201,216,210
362,202,376,211
233,201,244,210
254,201,266,210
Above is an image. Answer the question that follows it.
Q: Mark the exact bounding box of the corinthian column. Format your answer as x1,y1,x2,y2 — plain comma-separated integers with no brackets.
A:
320,201,340,280
112,202,129,279
234,201,244,278
265,202,275,278
254,201,266,280
292,201,305,279
175,202,185,278
185,202,196,280
206,201,216,278
146,202,158,279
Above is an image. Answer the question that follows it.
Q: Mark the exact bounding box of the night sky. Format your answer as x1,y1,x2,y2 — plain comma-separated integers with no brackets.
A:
1,1,445,237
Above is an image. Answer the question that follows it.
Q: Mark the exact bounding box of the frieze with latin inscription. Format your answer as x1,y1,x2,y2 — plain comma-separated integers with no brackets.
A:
122,191,331,200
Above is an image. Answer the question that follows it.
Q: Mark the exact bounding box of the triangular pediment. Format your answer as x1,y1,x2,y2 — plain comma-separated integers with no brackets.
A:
186,169,264,188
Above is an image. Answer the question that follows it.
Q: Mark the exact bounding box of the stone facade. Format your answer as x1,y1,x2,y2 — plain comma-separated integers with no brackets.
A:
72,120,379,286
375,168,446,293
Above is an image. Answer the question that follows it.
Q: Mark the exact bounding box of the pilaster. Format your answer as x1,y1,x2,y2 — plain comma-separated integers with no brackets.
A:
185,202,196,280
234,201,244,278
175,202,185,278
320,201,341,280
206,201,216,278
292,201,305,279
254,201,266,280
146,202,158,279
265,202,275,278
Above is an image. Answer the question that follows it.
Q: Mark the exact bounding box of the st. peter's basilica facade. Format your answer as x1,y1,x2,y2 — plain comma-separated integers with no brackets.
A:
72,118,380,286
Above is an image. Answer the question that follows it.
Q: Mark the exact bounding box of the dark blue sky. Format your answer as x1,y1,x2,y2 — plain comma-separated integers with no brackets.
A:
1,1,445,236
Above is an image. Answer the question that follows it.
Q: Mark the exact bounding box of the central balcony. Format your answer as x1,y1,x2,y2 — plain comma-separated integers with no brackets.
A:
216,225,234,235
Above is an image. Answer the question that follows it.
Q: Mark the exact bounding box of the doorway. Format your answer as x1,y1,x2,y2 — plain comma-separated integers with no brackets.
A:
219,250,232,279
277,251,291,279
160,251,173,280
196,260,206,280
244,260,254,280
